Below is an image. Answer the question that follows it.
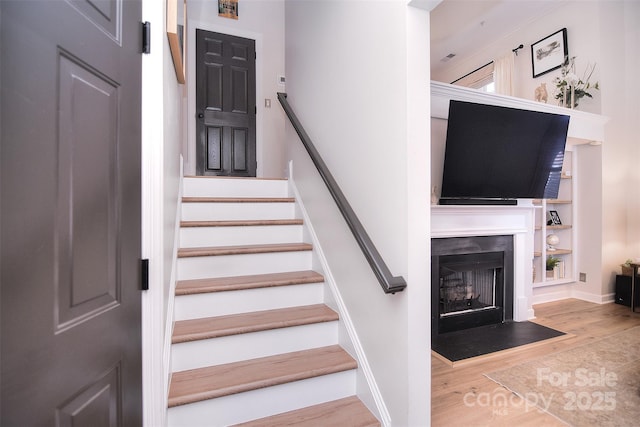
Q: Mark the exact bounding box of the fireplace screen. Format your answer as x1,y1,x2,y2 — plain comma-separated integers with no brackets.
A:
432,236,513,336
435,251,506,333
440,266,497,317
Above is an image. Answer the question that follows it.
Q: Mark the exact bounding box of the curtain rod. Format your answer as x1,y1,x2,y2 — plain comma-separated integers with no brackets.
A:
512,44,524,55
450,44,523,84
451,61,493,84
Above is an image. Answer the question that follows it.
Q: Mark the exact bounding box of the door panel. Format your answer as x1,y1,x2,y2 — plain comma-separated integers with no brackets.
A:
196,29,256,176
56,364,120,427
56,51,120,331
0,1,142,425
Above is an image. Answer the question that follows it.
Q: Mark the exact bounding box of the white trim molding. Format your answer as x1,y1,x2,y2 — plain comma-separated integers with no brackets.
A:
432,204,537,321
431,81,609,144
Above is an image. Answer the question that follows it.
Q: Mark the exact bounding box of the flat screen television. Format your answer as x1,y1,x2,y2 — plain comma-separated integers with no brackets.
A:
440,100,570,205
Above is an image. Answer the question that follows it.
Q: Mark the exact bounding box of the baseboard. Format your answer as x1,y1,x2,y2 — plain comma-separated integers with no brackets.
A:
533,289,615,306
532,288,572,305
570,289,615,304
163,161,184,402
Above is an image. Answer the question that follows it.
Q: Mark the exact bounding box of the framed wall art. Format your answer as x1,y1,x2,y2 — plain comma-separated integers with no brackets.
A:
531,28,567,78
219,0,238,20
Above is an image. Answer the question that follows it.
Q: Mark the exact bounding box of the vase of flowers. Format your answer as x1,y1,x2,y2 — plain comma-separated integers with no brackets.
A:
553,56,599,108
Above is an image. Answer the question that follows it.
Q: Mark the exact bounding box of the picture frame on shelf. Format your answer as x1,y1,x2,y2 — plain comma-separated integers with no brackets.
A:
531,28,568,78
547,210,562,225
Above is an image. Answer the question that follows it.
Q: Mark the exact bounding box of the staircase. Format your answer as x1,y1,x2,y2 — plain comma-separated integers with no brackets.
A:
167,176,380,426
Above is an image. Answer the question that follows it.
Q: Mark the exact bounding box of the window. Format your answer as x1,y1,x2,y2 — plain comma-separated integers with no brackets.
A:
452,62,495,93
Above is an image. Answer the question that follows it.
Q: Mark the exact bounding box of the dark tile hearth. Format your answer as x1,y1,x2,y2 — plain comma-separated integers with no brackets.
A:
432,321,565,363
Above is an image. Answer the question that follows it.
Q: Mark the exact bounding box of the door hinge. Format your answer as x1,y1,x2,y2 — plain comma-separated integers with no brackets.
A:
142,22,151,54
141,259,149,290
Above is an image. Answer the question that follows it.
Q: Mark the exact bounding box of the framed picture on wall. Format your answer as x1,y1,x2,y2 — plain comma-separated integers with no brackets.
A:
219,0,239,20
531,28,568,78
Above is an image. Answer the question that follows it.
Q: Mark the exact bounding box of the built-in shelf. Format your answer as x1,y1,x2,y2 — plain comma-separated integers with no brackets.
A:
534,249,572,257
547,225,572,230
533,199,571,205
533,150,575,286
535,225,572,231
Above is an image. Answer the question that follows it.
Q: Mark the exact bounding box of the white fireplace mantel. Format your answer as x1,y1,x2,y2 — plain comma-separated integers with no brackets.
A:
431,81,609,144
431,204,537,321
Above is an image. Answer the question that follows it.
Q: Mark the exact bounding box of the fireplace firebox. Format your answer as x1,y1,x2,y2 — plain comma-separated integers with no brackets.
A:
432,235,514,338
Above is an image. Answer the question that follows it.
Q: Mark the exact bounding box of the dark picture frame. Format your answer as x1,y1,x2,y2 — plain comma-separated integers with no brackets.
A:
531,28,568,78
547,210,562,226
219,0,239,20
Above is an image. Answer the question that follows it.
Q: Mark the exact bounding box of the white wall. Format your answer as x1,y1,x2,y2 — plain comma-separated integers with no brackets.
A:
432,1,602,114
597,1,640,294
432,0,640,301
624,0,640,259
141,0,184,424
284,1,431,425
185,0,287,178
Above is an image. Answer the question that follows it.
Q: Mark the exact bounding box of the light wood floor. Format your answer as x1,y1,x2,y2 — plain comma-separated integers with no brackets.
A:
431,299,640,426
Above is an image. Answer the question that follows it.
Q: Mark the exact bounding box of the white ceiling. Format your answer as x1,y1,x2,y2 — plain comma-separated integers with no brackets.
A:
430,0,567,77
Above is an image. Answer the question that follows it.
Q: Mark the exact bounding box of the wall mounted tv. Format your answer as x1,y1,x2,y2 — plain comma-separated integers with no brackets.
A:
440,100,570,205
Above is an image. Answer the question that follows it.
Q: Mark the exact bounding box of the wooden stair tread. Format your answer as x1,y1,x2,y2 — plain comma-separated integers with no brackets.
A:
184,176,287,181
178,243,312,258
232,396,380,427
168,345,357,407
176,270,324,295
172,304,338,343
181,219,303,227
182,196,295,203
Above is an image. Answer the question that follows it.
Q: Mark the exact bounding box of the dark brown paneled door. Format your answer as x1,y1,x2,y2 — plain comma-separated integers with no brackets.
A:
196,29,257,176
1,1,142,426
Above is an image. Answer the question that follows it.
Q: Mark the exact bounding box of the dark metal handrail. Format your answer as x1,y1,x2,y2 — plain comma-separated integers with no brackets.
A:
277,92,407,294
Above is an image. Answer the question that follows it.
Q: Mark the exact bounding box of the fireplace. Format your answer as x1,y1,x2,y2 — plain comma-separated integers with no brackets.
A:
432,235,514,338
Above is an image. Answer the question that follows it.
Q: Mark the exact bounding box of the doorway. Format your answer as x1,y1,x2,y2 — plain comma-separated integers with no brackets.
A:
195,29,257,176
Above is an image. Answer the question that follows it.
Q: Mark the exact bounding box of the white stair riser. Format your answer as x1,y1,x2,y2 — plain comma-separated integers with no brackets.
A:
167,370,356,427
180,225,303,247
171,321,339,371
173,283,324,320
183,178,289,198
177,251,312,281
182,202,296,221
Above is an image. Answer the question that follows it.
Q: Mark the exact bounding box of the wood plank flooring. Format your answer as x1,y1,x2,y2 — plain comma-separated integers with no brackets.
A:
431,299,640,426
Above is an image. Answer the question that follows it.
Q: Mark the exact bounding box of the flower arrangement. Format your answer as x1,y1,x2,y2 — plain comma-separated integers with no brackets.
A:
553,56,599,108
